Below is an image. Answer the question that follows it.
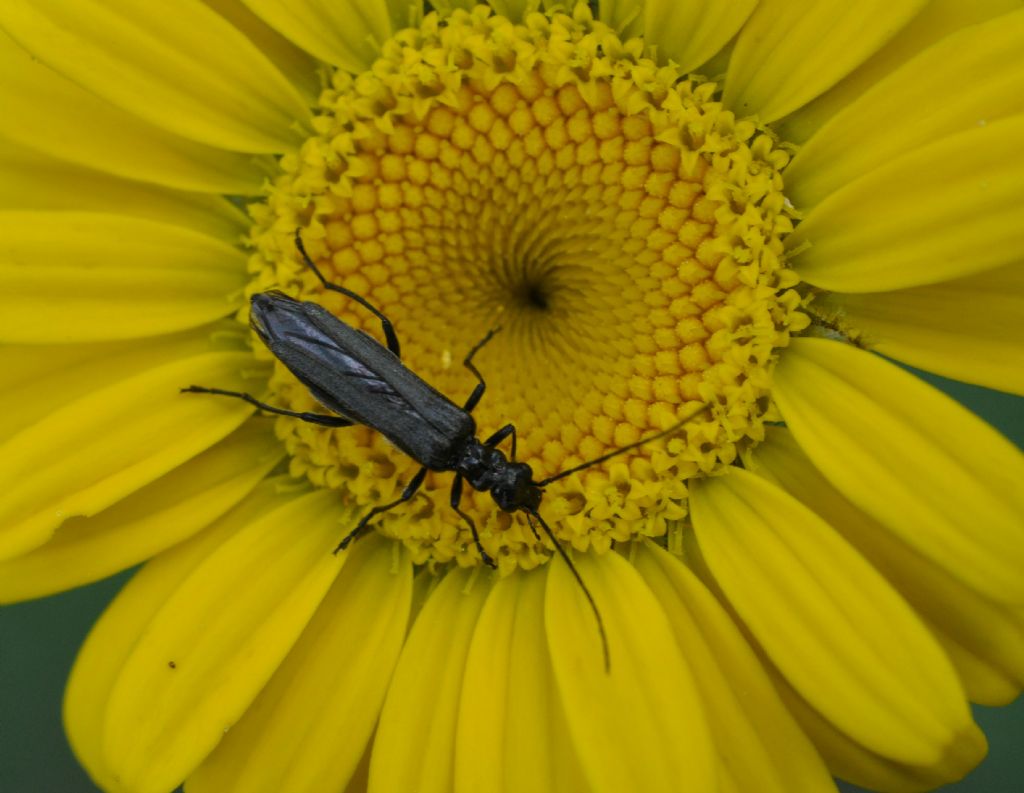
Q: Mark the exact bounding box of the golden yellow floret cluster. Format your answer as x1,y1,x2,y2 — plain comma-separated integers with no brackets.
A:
247,4,807,570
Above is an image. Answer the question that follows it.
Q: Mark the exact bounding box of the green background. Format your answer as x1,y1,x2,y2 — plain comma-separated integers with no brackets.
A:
2,369,1021,793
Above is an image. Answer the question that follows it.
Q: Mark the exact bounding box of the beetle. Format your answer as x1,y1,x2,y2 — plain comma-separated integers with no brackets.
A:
185,231,710,669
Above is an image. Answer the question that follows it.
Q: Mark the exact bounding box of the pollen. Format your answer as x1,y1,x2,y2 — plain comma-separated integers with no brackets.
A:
248,4,804,571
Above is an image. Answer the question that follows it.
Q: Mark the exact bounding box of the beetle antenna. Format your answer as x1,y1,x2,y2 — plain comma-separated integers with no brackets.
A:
537,402,711,487
526,509,610,673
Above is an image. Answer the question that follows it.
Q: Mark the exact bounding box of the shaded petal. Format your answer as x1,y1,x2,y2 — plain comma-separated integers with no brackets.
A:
456,566,590,793
64,479,308,792
369,568,492,793
546,552,716,793
430,0,476,12
0,0,310,153
204,0,319,101
633,541,837,793
0,421,282,602
723,0,928,121
189,535,413,793
343,748,372,793
0,30,266,194
95,488,347,793
779,0,1023,144
819,264,1024,396
0,139,249,241
0,349,260,560
382,0,422,31
748,427,1024,706
785,114,1024,292
598,0,644,39
239,0,393,72
690,468,975,767
643,0,757,74
484,0,534,24
773,338,1024,603
0,211,247,343
0,323,243,442
786,9,1024,208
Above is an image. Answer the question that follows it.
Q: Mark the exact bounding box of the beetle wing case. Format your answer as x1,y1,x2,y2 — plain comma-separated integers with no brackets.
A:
251,292,474,469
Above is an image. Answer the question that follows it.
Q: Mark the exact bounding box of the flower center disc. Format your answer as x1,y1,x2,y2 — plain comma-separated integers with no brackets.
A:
249,5,803,570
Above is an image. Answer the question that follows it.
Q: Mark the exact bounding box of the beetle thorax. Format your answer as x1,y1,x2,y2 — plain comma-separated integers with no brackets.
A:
455,439,541,513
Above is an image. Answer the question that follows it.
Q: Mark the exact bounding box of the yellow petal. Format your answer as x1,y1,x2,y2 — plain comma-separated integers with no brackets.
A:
0,421,282,602
786,9,1024,208
64,479,304,792
546,552,716,793
773,670,986,791
820,264,1024,396
779,0,1023,144
643,0,757,73
0,0,310,153
239,0,393,73
369,567,492,793
97,488,348,793
0,30,265,194
0,323,243,443
632,541,836,793
0,350,259,560
936,632,1024,707
0,211,247,343
747,427,1024,706
723,0,928,121
690,468,973,766
188,535,412,793
773,338,1024,603
786,114,1024,292
455,566,590,793
0,138,249,241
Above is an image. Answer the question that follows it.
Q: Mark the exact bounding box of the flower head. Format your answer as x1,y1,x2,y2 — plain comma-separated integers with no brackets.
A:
1,2,1022,793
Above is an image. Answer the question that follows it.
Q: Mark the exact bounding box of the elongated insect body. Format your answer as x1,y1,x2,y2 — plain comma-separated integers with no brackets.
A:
251,292,475,469
185,232,711,671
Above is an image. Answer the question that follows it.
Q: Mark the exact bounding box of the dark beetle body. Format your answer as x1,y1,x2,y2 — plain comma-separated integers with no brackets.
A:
252,292,472,468
251,292,542,513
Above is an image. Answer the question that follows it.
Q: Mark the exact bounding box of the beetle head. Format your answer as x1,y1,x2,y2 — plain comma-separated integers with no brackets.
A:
492,461,542,512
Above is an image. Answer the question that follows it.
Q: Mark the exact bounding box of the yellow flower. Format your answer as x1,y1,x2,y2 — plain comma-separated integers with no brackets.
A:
1,1,1023,792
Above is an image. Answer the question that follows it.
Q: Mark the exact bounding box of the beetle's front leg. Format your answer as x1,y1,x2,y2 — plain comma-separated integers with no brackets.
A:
335,466,428,553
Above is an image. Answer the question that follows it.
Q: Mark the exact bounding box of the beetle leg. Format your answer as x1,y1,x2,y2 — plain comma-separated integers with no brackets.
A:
461,325,501,413
294,229,402,358
450,474,498,569
484,423,517,460
181,386,354,427
334,465,429,554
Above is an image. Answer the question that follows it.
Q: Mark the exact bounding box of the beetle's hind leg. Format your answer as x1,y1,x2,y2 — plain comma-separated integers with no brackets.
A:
335,466,429,554
460,326,502,413
450,474,498,569
294,229,402,358
181,386,354,428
